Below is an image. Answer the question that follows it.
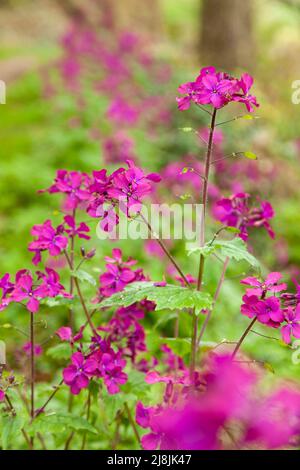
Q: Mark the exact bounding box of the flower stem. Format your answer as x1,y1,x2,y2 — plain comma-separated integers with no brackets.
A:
189,311,198,380
190,109,217,381
81,389,92,450
197,256,230,346
30,313,35,417
69,209,76,329
35,379,64,418
29,312,35,446
197,108,217,291
140,213,190,287
64,251,98,335
124,402,140,447
231,317,257,360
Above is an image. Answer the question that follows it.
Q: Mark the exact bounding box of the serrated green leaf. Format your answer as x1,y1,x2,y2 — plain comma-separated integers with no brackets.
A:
188,244,216,257
101,282,212,312
188,238,260,271
71,269,96,286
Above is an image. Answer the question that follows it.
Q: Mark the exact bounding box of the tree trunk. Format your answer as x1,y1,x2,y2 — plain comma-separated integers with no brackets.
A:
200,0,255,72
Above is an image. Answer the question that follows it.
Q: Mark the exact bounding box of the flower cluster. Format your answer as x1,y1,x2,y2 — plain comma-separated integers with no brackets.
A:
136,355,300,450
87,160,160,228
177,67,259,112
28,216,90,265
240,272,300,344
98,248,145,297
40,170,91,211
0,269,70,313
213,192,274,240
63,337,127,396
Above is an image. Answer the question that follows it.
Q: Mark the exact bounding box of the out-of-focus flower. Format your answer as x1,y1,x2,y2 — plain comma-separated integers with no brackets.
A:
23,342,43,357
213,193,274,240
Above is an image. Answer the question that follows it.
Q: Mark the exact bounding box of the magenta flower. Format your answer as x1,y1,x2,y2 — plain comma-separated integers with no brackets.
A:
99,264,136,297
29,220,68,265
281,305,300,344
241,295,283,326
23,342,43,357
40,170,91,210
136,401,153,428
0,390,5,402
245,388,300,448
177,67,259,112
36,268,71,298
108,160,161,215
104,248,137,268
64,215,90,240
87,163,160,230
56,326,72,342
241,272,287,297
233,73,259,112
11,272,48,313
63,352,97,395
281,279,300,307
0,273,14,297
195,73,238,108
99,248,141,297
100,353,128,394
107,97,139,126
213,193,275,240
56,326,83,345
103,131,136,164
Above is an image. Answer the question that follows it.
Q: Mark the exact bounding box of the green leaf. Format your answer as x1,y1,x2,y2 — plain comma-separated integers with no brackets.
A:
188,244,216,258
101,282,212,312
41,296,75,308
163,337,191,356
188,238,260,271
154,312,178,330
243,151,258,160
214,238,260,270
46,343,71,361
224,226,241,234
30,413,97,436
1,415,25,450
71,269,96,286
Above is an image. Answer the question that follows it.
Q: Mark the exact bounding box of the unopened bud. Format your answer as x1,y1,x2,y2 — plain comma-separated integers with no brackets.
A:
86,248,96,259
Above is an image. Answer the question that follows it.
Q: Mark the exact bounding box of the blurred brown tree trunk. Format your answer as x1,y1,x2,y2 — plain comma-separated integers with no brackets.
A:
200,0,255,71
